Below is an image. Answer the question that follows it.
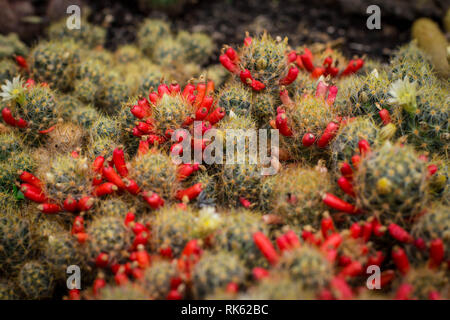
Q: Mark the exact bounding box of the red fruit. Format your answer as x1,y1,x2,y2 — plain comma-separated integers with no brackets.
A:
182,81,196,99
95,253,109,268
279,65,299,85
142,191,164,209
240,69,252,84
114,271,129,286
362,220,373,242
300,51,315,72
194,81,207,108
427,164,438,177
244,33,252,46
276,235,290,252
350,222,362,239
176,183,203,201
388,223,413,243
320,233,343,251
160,246,173,259
177,163,199,181
102,166,126,190
19,171,42,190
93,183,118,197
226,282,239,294
68,289,80,300
124,212,135,227
219,54,239,74
367,251,385,267
137,121,153,134
112,148,128,177
379,109,391,125
337,176,355,197
339,261,363,277
311,67,325,79
279,88,292,105
37,203,61,214
287,50,297,63
206,107,225,125
275,113,293,137
20,183,47,203
130,105,146,119
326,85,338,105
429,238,444,268
358,139,371,156
167,289,182,300
380,270,395,288
75,232,88,244
157,83,170,97
285,230,301,248
148,91,159,104
195,107,209,120
225,46,238,63
340,162,353,180
330,276,353,300
351,154,361,170
200,95,214,112
317,122,339,148
138,139,149,156
392,246,410,275
395,283,413,300
321,214,335,239
135,245,151,269
428,291,441,300
302,133,316,147
169,81,180,94
63,196,78,212
239,197,251,208
77,196,94,211
2,107,18,127
322,193,359,214
15,55,28,69
252,267,269,281
315,81,328,99
253,232,279,266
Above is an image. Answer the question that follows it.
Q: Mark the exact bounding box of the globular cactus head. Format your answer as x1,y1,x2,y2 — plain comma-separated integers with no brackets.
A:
47,19,106,48
0,33,28,60
28,40,81,91
94,197,131,218
17,260,55,300
0,131,24,161
0,60,19,84
114,45,143,64
177,31,214,65
71,105,100,129
192,251,246,299
137,19,171,57
46,122,84,155
86,215,132,264
142,259,179,299
150,205,197,257
96,283,149,300
0,279,18,300
396,266,449,300
355,141,428,226
0,150,35,192
57,94,84,121
152,37,185,67
269,162,333,229
95,72,131,115
216,81,251,117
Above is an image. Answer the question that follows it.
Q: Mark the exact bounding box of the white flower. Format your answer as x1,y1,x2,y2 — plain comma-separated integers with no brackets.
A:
0,76,24,102
388,77,418,114
195,206,222,236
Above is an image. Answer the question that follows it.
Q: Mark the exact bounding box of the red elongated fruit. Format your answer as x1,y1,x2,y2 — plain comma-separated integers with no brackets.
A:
177,163,199,181
93,183,118,197
219,54,239,74
226,282,239,294
367,251,385,267
176,183,203,201
15,117,28,128
350,222,362,239
279,65,299,85
138,139,149,156
392,246,410,275
340,162,353,180
167,290,182,300
239,197,251,208
250,79,265,91
429,238,444,268
427,164,438,177
142,191,164,209
102,166,126,189
131,105,146,119
77,196,94,211
20,183,47,203
330,277,353,300
15,55,28,69
194,81,207,108
275,113,293,137
338,255,352,267
132,231,150,249
19,171,42,190
200,95,214,112
321,213,335,239
339,261,363,277
136,245,151,269
318,289,335,300
148,91,159,104
114,271,129,286
380,270,395,288
132,127,144,137
326,85,338,105
92,156,105,173
169,81,180,94
317,122,339,148
287,50,297,63
362,220,373,242
311,67,325,79
137,121,153,134
279,87,292,105
170,143,183,157
182,81,196,98
252,267,269,281
276,235,290,252
123,178,140,195
157,83,170,97
92,276,106,296
131,222,147,235
300,52,315,72
302,133,315,147
358,139,371,156
206,107,225,125
414,237,426,250
112,148,128,177
285,230,301,248
320,233,342,251
379,109,391,125
253,232,279,266
225,46,238,63
337,176,355,197
244,33,252,46
63,196,78,212
395,283,413,300
96,253,109,268
428,291,441,300
2,107,17,127
39,126,56,134
124,212,135,226
160,246,173,259
38,203,61,214
68,289,80,300
372,219,386,237
351,154,361,170
316,81,328,99
322,193,359,214
323,56,332,68
195,107,209,120
75,232,88,244
388,223,413,243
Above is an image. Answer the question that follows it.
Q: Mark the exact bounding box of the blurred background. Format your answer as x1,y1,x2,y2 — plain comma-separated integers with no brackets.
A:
0,0,448,62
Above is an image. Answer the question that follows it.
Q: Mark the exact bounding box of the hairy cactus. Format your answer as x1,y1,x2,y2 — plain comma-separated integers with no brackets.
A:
151,206,196,256
276,246,332,292
0,151,35,192
115,45,143,64
136,65,164,96
142,260,178,299
71,105,99,129
0,131,23,161
17,261,55,300
28,41,81,91
396,266,448,300
94,198,130,218
177,31,214,65
39,154,92,205
268,163,333,228
213,209,268,268
47,19,106,48
57,94,84,121
46,122,84,155
0,60,19,84
355,141,428,226
205,64,230,88
87,215,132,263
0,279,18,300
1,79,60,144
137,19,171,57
152,37,185,67
216,82,251,116
192,251,246,299
95,72,131,115
97,283,149,300
0,211,35,273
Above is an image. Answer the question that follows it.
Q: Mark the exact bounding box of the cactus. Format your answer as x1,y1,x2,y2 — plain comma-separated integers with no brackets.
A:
73,79,98,105
137,65,163,95
251,92,276,127
330,117,380,172
43,232,83,281
57,94,84,121
71,105,99,129
0,279,18,300
0,132,24,161
47,19,106,48
412,18,449,79
0,151,35,192
137,19,171,57
1,79,61,145
192,251,246,299
142,260,178,299
268,163,333,229
88,135,120,160
152,37,185,67
276,246,332,292
0,59,19,84
95,72,131,115
213,209,269,268
46,122,84,155
205,64,230,88
97,283,149,300
397,266,448,300
17,261,55,300
39,154,92,205
216,81,251,116
89,115,121,141
0,211,35,273
177,31,214,65
28,41,81,91
355,141,428,226
151,206,196,256
94,198,130,218
87,215,132,263
115,45,143,64
0,33,28,59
